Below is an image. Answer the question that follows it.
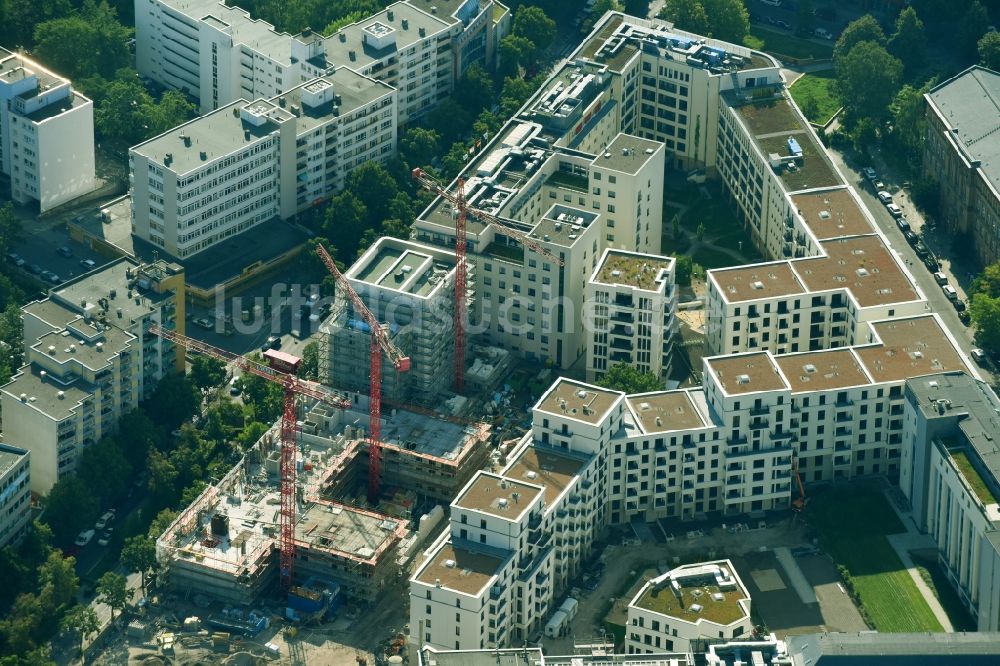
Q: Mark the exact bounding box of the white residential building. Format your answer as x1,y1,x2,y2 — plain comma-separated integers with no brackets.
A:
0,47,95,211
135,0,509,119
586,248,676,382
1,258,185,494
625,560,753,654
0,444,30,549
129,69,395,259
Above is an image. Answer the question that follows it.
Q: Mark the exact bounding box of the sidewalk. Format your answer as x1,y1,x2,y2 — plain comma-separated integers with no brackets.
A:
882,489,954,631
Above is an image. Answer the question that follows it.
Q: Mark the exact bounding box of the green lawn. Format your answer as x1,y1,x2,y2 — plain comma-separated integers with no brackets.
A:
912,553,978,631
747,27,834,61
808,485,943,633
789,70,842,125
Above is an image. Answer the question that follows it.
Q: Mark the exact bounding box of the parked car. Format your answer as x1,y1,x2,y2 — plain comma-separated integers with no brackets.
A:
47,273,61,284
896,217,910,232
74,529,95,547
229,377,242,396
7,252,24,267
95,510,115,530
27,263,41,275
193,317,214,330
872,180,886,191
903,230,918,245
863,166,877,180
79,258,97,270
813,27,833,39
942,284,958,301
775,19,792,29
933,272,948,285
264,335,281,351
877,191,893,204
56,246,73,258
792,545,819,557
97,528,114,547
971,348,987,365
886,203,903,218
954,299,967,312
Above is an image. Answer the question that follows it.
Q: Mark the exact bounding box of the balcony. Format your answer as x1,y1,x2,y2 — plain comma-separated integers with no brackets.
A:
750,406,770,416
727,435,748,446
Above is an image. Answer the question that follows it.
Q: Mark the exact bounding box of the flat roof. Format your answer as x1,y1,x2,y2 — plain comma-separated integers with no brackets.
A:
791,188,874,240
710,262,805,302
793,235,918,308
593,134,662,175
774,349,871,393
856,316,971,383
453,472,542,519
0,443,28,479
530,205,598,249
1,366,89,421
53,257,170,324
159,0,293,63
415,541,506,596
130,100,289,175
504,445,587,506
634,562,749,625
319,3,451,71
350,237,456,298
627,391,706,433
32,323,133,371
706,352,788,395
272,70,393,135
787,631,1000,663
593,250,674,291
297,500,403,562
535,379,622,425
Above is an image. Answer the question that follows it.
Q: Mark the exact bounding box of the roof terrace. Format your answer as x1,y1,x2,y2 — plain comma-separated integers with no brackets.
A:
594,250,674,291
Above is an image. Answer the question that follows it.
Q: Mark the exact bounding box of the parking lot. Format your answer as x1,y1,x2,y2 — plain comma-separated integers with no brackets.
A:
8,225,110,288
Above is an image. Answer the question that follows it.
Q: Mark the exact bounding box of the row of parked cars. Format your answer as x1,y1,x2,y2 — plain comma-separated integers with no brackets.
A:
75,509,116,548
8,246,98,286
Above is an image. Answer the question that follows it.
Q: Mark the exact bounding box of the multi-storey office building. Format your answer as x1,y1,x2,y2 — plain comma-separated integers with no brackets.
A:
135,0,509,119
922,66,1000,267
0,444,30,549
129,69,395,258
900,372,1000,632
320,237,458,406
586,248,676,382
0,47,94,211
1,258,185,493
625,560,753,654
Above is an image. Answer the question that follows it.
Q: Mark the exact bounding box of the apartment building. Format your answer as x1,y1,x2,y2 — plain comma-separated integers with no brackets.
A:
922,66,1000,267
900,372,1000,631
135,0,509,119
625,560,752,654
0,259,185,493
586,248,676,382
320,237,458,406
129,69,395,258
0,47,94,211
0,444,30,549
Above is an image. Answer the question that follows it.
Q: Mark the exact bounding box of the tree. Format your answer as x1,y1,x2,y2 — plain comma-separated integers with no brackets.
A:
589,0,624,25
702,0,749,43
145,372,199,429
837,41,903,124
323,9,365,34
146,90,196,135
696,222,706,241
454,64,494,116
961,1,989,57
239,354,284,422
498,34,537,77
672,214,682,240
146,449,179,505
61,605,99,662
95,572,129,621
76,437,132,508
889,83,929,164
979,32,1000,70
237,420,269,450
675,255,694,286
974,262,1000,298
301,341,320,381
500,76,536,117
43,477,98,544
426,98,472,145
833,15,886,64
0,202,24,258
37,551,78,613
345,162,400,226
442,141,470,180
321,191,368,260
659,0,710,37
189,355,227,391
116,409,162,469
597,363,663,393
120,536,157,592
971,294,1000,353
796,0,815,38
147,508,178,539
513,5,556,53
398,127,440,168
2,0,73,47
887,7,926,75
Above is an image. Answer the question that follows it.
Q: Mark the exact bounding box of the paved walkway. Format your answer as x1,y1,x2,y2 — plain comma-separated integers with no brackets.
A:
774,547,818,604
882,489,955,631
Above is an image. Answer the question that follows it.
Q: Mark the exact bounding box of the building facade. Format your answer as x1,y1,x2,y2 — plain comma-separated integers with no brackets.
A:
0,47,95,211
922,66,1000,267
0,444,30,549
129,69,395,258
135,0,509,119
586,248,676,382
1,258,185,493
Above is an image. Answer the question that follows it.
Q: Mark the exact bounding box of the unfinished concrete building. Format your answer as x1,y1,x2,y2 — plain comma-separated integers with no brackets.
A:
319,237,461,408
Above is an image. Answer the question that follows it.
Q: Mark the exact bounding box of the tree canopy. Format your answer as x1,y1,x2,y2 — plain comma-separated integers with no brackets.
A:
836,41,903,124
978,31,1000,70
887,7,926,75
659,0,710,38
597,363,663,394
833,15,886,64
513,5,556,53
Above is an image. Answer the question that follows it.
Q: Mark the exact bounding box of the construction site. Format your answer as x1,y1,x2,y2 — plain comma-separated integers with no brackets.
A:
155,397,492,607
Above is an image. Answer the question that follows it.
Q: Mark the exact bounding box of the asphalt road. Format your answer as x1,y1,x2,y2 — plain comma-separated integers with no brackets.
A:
9,226,110,288
825,147,995,383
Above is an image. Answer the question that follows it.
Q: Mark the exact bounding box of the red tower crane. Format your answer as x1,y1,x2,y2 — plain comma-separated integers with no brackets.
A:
314,244,411,502
411,167,564,393
148,325,350,593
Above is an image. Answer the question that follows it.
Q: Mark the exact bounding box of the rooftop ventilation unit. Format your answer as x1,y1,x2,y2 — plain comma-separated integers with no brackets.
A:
751,281,764,290
736,374,750,384
444,559,456,568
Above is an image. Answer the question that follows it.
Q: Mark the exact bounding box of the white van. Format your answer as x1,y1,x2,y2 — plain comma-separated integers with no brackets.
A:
544,610,568,638
942,285,958,301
